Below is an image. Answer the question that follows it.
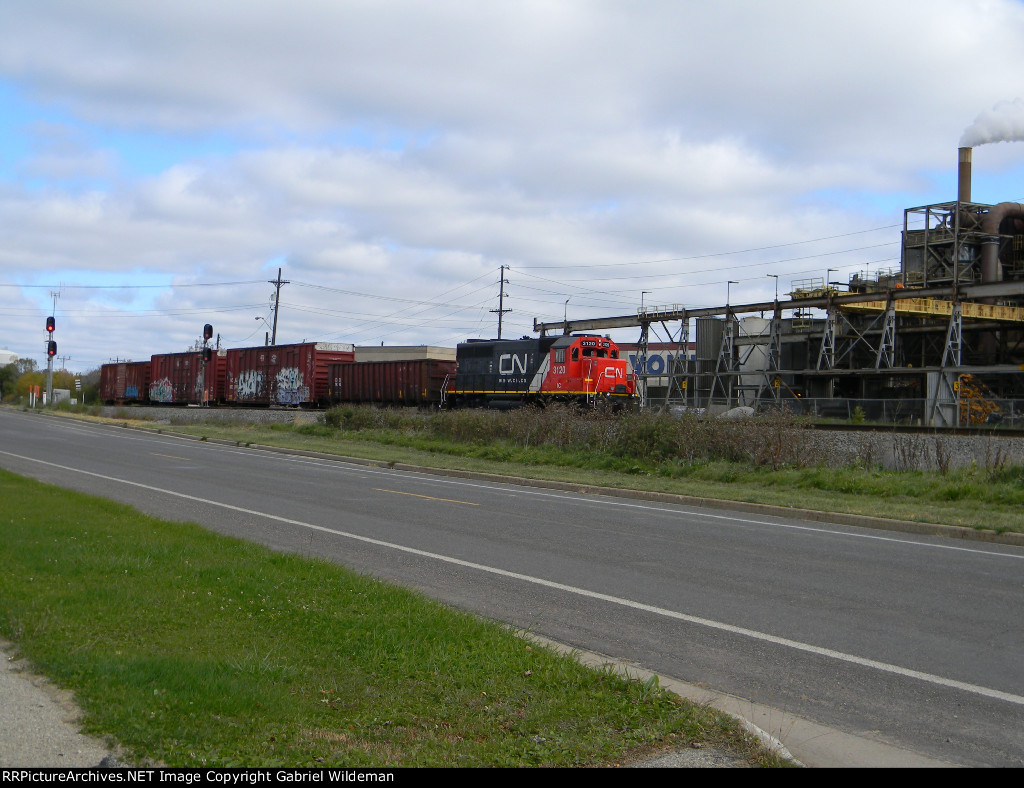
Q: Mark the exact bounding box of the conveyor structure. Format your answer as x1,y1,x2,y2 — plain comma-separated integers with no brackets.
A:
533,148,1024,427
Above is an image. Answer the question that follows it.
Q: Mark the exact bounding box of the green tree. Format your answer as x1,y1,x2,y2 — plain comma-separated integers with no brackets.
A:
14,371,45,401
52,369,77,391
0,363,18,401
80,367,101,405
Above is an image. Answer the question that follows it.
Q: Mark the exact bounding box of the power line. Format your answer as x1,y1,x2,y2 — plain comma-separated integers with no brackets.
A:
516,223,902,270
514,242,897,284
0,303,267,318
321,272,497,345
0,280,267,290
290,280,503,310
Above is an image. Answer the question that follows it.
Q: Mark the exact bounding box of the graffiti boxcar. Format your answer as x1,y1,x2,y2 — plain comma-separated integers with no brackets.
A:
99,361,151,405
149,350,226,405
223,342,355,407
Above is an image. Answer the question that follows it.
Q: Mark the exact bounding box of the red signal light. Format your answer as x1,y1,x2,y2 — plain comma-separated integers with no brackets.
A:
46,316,55,333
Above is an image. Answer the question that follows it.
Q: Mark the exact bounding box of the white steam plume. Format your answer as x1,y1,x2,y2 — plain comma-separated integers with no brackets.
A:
960,98,1024,147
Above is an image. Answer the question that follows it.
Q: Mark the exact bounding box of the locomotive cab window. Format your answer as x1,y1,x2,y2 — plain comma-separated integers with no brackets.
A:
555,349,565,363
572,347,579,361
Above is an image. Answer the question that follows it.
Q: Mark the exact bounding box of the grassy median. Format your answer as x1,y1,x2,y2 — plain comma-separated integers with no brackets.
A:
0,468,774,768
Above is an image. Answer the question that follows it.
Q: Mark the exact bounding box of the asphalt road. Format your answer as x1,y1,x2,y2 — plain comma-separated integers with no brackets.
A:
1,408,1022,767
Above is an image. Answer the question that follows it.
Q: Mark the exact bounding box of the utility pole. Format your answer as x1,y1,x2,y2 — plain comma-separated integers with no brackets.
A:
490,265,511,339
268,267,289,346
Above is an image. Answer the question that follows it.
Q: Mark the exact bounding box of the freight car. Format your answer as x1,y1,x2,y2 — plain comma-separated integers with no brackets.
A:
328,358,456,406
443,334,636,408
99,361,152,405
149,350,226,405
223,342,355,407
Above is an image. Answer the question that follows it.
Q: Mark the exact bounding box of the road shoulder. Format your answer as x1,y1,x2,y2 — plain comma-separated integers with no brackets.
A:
0,640,121,768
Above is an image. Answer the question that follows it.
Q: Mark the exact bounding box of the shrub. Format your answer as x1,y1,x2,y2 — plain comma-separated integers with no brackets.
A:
320,402,818,471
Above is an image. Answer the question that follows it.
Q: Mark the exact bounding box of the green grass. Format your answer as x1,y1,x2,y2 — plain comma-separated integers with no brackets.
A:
0,469,772,768
84,408,1024,535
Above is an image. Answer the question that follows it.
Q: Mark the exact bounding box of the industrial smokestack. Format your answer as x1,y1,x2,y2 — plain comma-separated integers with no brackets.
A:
958,146,972,204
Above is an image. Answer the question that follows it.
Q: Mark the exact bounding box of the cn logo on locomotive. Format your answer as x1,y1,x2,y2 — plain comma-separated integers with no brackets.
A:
499,353,528,375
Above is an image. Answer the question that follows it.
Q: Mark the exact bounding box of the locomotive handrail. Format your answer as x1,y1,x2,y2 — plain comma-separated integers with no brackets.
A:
596,366,614,405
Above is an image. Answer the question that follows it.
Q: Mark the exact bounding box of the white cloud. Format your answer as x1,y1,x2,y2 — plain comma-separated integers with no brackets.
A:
1,1,1024,367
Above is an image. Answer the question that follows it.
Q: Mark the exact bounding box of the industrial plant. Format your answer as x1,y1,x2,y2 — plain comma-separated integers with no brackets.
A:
536,148,1024,428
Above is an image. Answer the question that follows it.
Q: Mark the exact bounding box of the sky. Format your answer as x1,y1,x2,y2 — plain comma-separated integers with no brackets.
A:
3,0,1024,372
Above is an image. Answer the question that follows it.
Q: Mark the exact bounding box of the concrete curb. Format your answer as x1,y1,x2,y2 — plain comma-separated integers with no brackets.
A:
527,635,961,768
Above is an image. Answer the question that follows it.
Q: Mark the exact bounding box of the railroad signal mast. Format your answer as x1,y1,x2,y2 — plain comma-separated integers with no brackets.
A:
200,323,214,406
46,317,56,361
45,291,58,404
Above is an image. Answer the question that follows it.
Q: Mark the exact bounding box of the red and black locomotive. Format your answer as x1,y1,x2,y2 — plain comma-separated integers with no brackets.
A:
443,334,637,408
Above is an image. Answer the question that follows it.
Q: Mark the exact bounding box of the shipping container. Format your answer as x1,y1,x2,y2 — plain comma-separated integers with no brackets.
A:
223,342,355,406
148,350,226,405
99,361,151,405
328,359,456,406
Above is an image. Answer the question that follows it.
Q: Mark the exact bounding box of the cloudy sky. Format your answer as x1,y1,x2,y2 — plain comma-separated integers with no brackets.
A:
3,0,1024,371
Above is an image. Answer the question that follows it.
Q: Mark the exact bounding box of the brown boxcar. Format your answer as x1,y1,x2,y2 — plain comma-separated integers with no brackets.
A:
328,359,456,406
99,361,151,405
148,350,226,405
223,342,355,406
